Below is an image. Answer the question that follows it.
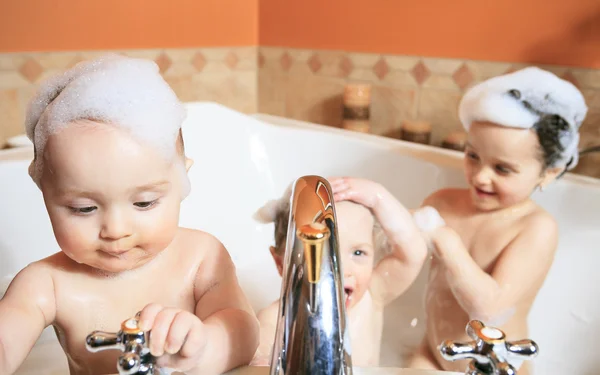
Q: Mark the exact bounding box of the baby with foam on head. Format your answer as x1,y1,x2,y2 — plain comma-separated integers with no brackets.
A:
394,67,586,374
0,55,258,375
250,178,433,366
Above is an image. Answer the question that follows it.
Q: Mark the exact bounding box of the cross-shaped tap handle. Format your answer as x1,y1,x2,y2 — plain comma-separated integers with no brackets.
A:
86,313,156,375
438,320,539,375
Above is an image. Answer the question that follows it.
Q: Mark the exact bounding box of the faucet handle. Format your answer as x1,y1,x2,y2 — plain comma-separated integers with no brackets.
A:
86,315,157,375
438,320,539,375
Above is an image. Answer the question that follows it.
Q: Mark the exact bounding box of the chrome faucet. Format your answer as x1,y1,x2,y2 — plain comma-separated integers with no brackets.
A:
269,175,353,375
86,314,157,375
439,320,539,375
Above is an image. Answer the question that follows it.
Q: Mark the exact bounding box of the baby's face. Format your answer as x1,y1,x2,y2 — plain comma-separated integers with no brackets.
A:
463,121,545,211
336,201,376,310
39,121,185,273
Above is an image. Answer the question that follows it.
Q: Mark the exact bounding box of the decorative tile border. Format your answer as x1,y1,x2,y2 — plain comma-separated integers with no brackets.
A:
1,45,598,178
258,46,600,179
0,47,259,147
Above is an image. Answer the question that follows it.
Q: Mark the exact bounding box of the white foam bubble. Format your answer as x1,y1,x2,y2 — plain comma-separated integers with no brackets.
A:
25,54,187,187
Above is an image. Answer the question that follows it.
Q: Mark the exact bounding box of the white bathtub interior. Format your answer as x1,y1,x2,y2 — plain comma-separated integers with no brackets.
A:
0,102,598,375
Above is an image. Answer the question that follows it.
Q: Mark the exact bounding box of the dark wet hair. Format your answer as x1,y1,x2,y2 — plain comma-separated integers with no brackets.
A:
507,89,573,172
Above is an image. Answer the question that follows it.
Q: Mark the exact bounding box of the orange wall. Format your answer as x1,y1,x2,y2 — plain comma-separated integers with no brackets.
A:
259,0,600,69
0,0,258,52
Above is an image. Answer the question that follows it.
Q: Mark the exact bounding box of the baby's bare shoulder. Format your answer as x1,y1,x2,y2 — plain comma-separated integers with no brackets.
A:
174,227,227,258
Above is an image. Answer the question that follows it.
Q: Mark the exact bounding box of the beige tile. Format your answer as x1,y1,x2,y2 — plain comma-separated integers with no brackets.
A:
201,47,234,62
259,47,285,61
192,71,257,113
0,71,30,89
164,61,197,77
383,70,418,88
572,68,600,90
0,53,27,71
80,51,121,60
234,46,258,71
163,48,196,63
284,74,345,127
369,85,418,137
422,73,458,90
314,50,347,78
572,154,600,179
258,70,287,117
348,52,381,68
422,57,463,74
288,61,313,76
535,64,568,77
261,57,284,74
287,48,313,62
34,52,79,70
17,86,38,122
200,61,234,75
164,75,197,102
348,68,379,83
465,60,511,82
385,55,420,71
124,49,162,60
0,89,23,147
417,88,463,145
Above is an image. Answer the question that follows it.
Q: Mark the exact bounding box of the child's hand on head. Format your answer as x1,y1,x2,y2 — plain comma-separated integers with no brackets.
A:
329,177,384,209
138,303,207,371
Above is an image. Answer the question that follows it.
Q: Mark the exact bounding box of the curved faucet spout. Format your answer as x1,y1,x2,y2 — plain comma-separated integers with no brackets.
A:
269,175,353,375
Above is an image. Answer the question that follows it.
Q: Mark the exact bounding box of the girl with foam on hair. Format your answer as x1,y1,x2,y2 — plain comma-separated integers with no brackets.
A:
0,55,259,375
332,67,588,374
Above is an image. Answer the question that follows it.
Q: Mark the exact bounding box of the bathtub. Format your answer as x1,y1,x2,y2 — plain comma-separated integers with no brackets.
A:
0,101,598,375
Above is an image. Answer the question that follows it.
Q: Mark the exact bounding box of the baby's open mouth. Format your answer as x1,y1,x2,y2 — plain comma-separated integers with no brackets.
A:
344,287,353,308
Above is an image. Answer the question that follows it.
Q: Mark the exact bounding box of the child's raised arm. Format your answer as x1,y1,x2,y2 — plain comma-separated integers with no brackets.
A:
0,264,56,374
429,212,558,325
330,177,428,305
138,233,259,374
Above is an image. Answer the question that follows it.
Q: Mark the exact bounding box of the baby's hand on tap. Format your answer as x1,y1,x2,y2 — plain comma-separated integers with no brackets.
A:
329,177,385,209
138,303,207,370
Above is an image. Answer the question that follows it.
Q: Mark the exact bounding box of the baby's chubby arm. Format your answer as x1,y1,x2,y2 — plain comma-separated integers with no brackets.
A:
250,301,279,366
0,264,56,374
138,233,259,374
430,213,558,325
330,177,428,305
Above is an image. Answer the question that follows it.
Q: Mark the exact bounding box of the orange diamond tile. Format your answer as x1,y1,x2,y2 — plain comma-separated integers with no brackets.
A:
192,52,206,72
373,58,389,80
155,52,172,74
280,52,292,71
19,58,43,83
411,61,430,85
452,63,474,90
308,54,322,73
225,52,239,70
339,56,353,78
258,52,265,69
562,70,579,88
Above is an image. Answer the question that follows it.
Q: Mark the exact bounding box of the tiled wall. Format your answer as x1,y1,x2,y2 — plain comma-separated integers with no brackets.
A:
1,45,599,178
258,47,600,179
0,46,258,146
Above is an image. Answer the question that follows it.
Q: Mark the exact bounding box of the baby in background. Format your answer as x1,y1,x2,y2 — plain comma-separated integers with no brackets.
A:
0,55,258,375
250,177,436,367
405,67,588,374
